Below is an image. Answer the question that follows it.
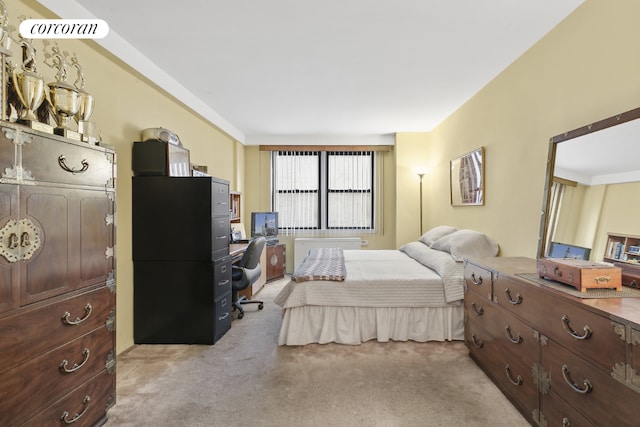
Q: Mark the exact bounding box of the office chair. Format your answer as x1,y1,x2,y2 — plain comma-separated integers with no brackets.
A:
231,236,267,319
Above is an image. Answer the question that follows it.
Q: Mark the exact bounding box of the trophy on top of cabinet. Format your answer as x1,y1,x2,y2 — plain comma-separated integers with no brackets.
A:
43,40,81,140
9,18,52,132
70,53,95,143
0,0,13,121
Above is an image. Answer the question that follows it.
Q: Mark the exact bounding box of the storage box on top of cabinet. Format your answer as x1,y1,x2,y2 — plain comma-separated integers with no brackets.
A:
0,123,116,427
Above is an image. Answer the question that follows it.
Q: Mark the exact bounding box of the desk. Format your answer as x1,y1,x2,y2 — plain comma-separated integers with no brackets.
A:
229,242,267,297
230,242,248,264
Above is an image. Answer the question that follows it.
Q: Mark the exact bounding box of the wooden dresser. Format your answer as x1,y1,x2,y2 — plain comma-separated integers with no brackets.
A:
0,123,116,426
464,257,640,427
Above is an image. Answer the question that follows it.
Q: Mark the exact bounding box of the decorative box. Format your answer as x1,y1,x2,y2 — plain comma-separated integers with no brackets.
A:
537,258,622,292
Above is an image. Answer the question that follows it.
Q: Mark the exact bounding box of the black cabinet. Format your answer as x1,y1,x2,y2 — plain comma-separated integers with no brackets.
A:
132,176,231,344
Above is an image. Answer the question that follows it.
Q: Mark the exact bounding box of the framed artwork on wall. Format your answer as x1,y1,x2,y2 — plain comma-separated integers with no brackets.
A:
450,146,485,206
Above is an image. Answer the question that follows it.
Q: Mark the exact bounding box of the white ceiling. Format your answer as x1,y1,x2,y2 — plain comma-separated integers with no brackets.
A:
37,1,584,143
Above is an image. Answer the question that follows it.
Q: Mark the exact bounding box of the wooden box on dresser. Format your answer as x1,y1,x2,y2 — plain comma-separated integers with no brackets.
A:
0,123,116,426
464,257,640,427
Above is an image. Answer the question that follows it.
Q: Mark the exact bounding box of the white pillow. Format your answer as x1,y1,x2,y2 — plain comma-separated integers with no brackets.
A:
419,225,458,247
431,229,499,261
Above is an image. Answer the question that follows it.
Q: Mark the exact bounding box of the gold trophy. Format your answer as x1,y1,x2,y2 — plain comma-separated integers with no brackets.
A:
0,1,12,121
9,23,52,132
71,53,95,143
43,41,80,140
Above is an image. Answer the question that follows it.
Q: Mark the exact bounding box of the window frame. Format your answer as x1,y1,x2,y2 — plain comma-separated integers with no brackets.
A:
325,150,374,230
272,150,375,232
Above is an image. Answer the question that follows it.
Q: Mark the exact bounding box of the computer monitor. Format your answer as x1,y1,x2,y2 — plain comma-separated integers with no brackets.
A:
548,242,591,260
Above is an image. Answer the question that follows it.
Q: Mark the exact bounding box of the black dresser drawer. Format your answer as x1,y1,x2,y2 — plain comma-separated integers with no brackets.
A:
214,291,232,342
213,256,232,299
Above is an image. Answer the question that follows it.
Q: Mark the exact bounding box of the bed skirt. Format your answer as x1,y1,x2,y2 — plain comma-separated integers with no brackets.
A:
277,304,464,346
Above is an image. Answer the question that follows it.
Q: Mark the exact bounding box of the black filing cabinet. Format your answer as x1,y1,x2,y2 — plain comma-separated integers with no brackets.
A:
132,176,232,344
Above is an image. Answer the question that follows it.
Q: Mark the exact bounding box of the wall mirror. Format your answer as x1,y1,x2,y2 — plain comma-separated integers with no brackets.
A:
538,107,640,260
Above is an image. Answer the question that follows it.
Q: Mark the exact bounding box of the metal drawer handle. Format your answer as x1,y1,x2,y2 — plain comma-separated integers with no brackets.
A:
60,348,90,373
505,325,523,344
62,303,92,325
593,275,612,284
504,288,523,305
505,364,523,386
561,364,592,394
219,312,230,320
61,395,91,424
470,272,483,286
471,302,484,316
58,155,89,174
561,314,592,340
471,334,483,349
218,279,229,286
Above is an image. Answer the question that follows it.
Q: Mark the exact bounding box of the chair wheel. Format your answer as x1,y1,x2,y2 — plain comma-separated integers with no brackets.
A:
237,312,244,319
258,303,264,310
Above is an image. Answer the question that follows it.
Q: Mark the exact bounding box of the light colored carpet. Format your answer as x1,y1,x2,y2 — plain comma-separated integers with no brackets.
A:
108,277,529,427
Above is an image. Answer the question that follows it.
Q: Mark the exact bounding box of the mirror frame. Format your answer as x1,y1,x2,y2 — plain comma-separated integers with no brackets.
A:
537,106,640,259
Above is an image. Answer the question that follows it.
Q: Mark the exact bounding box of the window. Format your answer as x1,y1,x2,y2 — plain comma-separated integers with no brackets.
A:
272,150,375,233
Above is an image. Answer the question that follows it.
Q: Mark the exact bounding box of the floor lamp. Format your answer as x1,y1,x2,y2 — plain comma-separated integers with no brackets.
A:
415,167,428,236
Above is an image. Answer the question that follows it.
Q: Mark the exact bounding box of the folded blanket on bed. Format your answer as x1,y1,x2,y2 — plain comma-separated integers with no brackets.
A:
291,247,346,282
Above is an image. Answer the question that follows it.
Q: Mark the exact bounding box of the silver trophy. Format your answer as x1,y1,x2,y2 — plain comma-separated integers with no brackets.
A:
43,40,80,139
0,1,12,121
9,17,51,132
71,53,95,142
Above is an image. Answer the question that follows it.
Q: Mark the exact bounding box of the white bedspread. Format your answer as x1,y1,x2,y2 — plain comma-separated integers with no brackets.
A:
274,249,463,310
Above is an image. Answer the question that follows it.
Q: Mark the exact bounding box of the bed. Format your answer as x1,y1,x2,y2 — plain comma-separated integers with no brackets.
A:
274,226,499,346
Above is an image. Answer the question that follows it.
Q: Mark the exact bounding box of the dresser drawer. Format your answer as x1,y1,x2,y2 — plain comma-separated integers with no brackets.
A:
19,132,115,188
466,318,538,419
539,389,595,427
211,216,229,257
465,296,538,366
465,315,493,357
213,256,232,299
22,368,114,427
0,285,115,373
214,291,232,342
211,180,229,217
542,338,640,426
493,275,626,372
0,327,114,427
464,261,493,302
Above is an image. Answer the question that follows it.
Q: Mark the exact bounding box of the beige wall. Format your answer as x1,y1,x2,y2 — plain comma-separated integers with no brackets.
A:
591,182,640,260
394,133,430,247
396,0,640,258
553,181,640,261
13,1,244,354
